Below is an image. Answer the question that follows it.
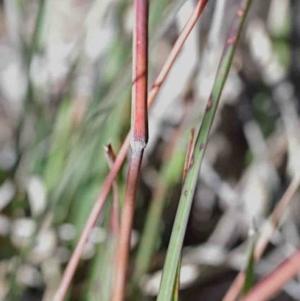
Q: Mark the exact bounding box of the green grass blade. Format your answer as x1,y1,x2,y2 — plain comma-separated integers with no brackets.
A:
243,234,256,295
156,1,253,300
87,235,117,301
149,0,169,32
28,0,46,60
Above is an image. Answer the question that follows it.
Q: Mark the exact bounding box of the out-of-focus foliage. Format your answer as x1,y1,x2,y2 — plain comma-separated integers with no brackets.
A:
0,0,300,300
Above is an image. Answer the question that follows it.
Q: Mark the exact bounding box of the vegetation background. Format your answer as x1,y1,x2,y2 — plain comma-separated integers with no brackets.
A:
0,0,300,300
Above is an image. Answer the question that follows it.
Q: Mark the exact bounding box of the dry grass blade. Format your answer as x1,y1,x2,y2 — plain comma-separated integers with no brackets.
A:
104,144,120,234
172,260,181,301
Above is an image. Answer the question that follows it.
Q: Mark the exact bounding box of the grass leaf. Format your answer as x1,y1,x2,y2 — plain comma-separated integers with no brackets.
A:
156,1,253,300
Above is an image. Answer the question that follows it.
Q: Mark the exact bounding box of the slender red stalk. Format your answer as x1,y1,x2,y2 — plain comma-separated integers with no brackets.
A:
131,1,148,147
53,1,210,300
104,144,120,234
241,248,300,301
112,154,144,301
111,1,149,301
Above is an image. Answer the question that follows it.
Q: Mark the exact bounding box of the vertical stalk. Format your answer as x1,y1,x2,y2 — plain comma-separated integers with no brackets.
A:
111,1,149,301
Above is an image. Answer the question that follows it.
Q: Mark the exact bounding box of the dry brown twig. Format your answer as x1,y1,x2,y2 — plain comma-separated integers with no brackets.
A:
104,144,120,234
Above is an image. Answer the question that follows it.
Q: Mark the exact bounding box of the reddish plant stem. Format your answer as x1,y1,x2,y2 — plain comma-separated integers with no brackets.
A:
112,153,144,301
241,248,300,301
53,1,210,300
111,1,149,301
131,1,148,146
